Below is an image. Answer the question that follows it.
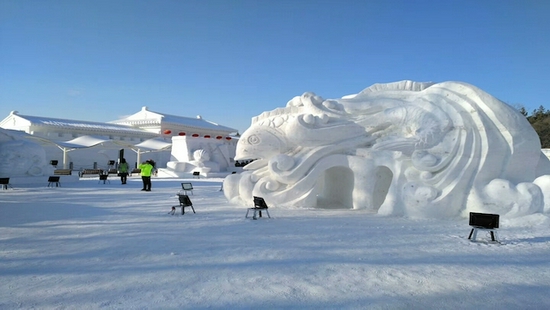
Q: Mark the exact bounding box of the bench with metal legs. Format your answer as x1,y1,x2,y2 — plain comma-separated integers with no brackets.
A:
246,196,271,220
174,194,195,215
47,176,61,187
0,177,13,190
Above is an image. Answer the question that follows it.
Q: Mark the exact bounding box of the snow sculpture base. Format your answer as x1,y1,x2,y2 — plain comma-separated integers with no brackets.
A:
224,81,550,219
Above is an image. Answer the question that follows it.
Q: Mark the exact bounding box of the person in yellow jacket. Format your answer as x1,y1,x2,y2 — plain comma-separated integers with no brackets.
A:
139,160,154,191
118,158,129,184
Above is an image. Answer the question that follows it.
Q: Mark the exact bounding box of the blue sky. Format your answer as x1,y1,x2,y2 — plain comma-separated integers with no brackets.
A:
1,0,549,134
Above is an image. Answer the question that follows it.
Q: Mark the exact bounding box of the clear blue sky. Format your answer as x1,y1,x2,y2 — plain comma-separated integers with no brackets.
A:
1,0,549,134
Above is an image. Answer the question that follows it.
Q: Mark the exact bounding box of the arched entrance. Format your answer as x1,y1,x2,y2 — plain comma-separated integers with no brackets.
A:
371,166,393,212
315,166,354,209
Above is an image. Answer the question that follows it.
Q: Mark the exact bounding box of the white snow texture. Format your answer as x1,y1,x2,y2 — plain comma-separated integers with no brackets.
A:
1,179,549,309
225,81,550,220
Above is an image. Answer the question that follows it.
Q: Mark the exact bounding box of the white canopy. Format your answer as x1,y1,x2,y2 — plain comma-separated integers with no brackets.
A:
46,136,173,169
1,130,174,169
54,135,111,149
131,138,172,165
133,138,172,151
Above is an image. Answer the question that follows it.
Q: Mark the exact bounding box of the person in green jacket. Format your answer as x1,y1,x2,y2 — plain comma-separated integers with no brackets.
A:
118,158,129,184
139,160,154,191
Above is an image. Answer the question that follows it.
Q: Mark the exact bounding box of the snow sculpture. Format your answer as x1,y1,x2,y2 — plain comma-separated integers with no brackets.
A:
187,149,220,173
164,136,235,176
224,81,550,219
0,138,53,177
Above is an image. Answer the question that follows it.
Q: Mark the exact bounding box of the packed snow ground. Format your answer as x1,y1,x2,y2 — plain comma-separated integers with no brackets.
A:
1,177,550,309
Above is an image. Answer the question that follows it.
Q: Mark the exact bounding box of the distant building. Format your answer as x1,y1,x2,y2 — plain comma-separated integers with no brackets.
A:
109,106,237,138
0,107,238,172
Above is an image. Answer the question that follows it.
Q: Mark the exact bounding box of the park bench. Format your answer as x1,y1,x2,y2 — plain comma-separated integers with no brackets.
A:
468,212,499,242
0,177,13,190
246,196,271,220
130,168,141,175
47,176,61,187
54,169,72,175
170,194,196,215
79,169,103,177
98,174,110,184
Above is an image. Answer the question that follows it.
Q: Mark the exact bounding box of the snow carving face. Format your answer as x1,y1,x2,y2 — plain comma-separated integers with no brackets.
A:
236,124,288,161
224,81,550,220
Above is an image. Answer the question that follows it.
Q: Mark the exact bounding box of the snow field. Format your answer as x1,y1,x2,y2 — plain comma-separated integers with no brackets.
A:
1,178,549,309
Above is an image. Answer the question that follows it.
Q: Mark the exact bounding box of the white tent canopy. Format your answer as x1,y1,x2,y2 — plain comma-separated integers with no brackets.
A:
133,138,172,151
131,138,172,165
54,135,111,149
54,136,173,169
52,136,113,169
2,130,174,169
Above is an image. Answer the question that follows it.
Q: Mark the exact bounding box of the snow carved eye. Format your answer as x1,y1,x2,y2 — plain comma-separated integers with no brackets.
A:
247,135,260,145
303,114,315,125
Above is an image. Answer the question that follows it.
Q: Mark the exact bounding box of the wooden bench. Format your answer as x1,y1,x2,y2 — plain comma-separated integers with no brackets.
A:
79,169,103,177
130,168,141,175
54,169,72,175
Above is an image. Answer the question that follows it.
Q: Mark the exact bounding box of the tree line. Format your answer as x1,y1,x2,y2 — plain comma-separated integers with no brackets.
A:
518,105,550,148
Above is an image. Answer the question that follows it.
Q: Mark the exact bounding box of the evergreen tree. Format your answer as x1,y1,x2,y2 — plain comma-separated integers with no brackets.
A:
523,105,550,148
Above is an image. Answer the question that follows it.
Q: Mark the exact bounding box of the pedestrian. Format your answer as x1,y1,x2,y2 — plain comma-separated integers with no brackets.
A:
118,158,129,184
139,160,154,191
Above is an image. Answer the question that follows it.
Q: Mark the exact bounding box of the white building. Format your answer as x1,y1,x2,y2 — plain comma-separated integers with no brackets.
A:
0,107,238,173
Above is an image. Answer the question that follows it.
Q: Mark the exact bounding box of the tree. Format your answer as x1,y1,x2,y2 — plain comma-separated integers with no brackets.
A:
519,106,528,117
524,105,550,148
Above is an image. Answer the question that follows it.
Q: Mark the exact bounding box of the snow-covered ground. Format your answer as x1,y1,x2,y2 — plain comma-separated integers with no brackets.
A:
1,177,550,309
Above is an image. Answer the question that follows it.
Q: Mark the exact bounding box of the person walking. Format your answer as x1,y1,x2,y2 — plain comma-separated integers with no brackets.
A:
139,160,154,191
118,158,129,184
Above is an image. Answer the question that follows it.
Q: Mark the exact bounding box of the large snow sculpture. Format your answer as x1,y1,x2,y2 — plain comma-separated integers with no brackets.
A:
224,81,550,219
0,135,53,177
